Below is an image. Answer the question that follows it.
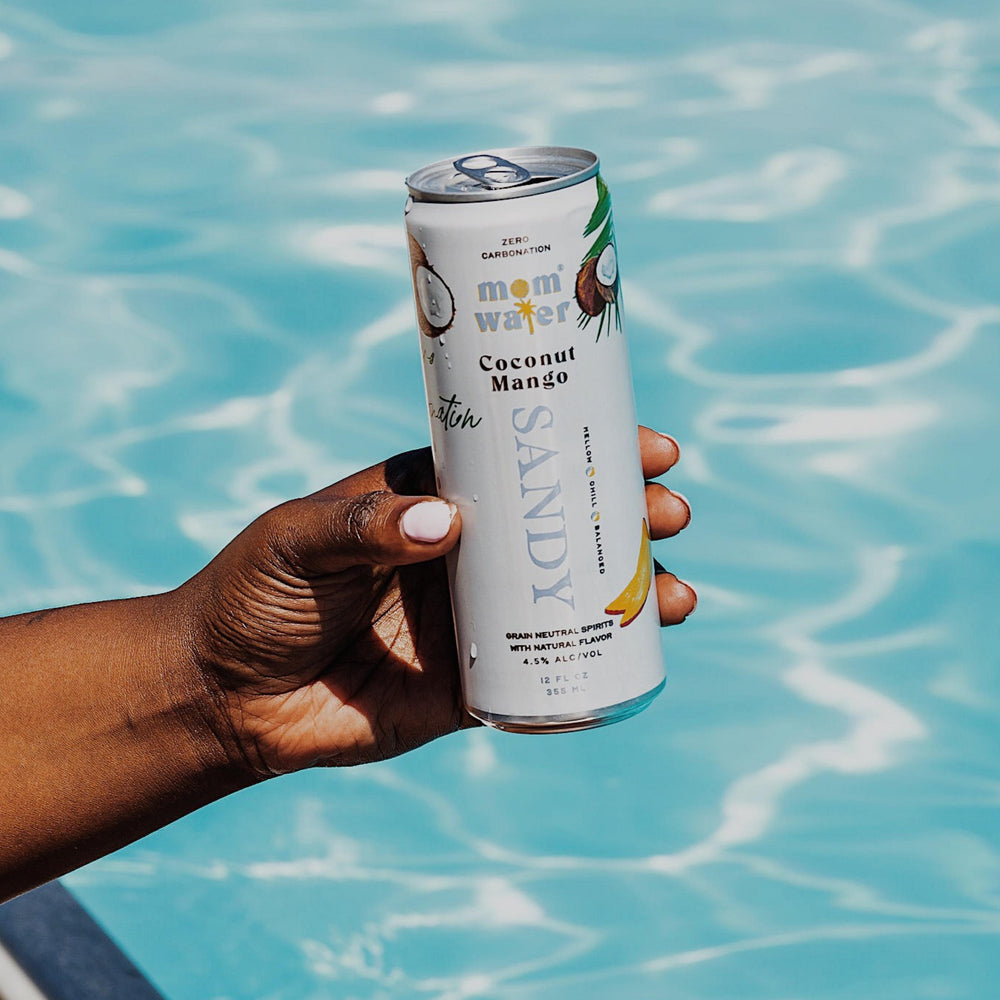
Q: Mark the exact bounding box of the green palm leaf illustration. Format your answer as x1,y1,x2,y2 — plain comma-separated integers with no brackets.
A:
583,175,611,237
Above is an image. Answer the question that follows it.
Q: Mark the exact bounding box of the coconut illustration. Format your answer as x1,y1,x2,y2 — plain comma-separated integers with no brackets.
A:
595,242,618,303
576,176,622,340
408,234,455,338
575,256,604,317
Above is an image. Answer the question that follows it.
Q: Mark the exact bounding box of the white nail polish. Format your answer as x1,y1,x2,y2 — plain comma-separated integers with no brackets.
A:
401,501,454,543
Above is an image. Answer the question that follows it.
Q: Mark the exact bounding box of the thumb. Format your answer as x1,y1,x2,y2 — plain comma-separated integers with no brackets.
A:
271,491,461,573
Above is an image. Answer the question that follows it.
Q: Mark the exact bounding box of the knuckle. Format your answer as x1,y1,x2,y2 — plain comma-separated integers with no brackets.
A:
342,491,388,545
256,500,296,544
254,499,306,561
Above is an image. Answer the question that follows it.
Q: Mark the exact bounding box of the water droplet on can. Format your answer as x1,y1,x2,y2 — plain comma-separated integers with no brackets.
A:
472,494,479,502
470,642,478,660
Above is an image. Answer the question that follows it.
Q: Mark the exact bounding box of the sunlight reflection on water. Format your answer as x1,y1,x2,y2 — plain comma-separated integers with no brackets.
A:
1,0,998,997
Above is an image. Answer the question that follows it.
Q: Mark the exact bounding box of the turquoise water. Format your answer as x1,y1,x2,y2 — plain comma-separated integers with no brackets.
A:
2,0,1000,996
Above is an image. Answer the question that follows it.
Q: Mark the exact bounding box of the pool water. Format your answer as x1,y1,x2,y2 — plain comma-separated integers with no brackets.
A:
2,1,999,997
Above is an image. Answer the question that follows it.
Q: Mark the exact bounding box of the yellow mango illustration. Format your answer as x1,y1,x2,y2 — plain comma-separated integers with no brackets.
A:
605,518,653,627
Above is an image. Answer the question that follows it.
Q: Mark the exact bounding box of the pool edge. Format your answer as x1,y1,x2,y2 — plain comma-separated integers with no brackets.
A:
0,882,163,1000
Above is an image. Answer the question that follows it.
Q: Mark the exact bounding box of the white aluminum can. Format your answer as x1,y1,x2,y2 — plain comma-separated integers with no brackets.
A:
405,147,665,733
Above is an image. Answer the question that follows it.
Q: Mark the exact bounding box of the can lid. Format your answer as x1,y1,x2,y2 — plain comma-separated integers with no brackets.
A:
406,146,599,203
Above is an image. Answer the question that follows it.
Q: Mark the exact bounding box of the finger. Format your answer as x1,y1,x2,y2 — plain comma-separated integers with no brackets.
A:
309,447,437,502
653,568,697,626
638,426,680,480
645,482,691,539
320,432,679,500
269,490,460,574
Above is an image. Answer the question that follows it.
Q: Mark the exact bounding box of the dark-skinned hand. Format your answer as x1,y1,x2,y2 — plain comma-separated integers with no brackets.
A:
182,426,696,777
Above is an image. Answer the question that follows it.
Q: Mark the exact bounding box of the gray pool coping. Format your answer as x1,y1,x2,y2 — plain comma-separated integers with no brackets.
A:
0,882,163,1000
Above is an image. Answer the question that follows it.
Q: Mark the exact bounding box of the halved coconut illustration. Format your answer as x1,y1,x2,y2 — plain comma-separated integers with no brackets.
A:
595,242,617,303
575,256,604,317
576,174,622,340
408,234,455,338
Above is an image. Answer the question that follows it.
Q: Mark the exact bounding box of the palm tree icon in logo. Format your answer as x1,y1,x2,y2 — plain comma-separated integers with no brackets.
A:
510,278,537,334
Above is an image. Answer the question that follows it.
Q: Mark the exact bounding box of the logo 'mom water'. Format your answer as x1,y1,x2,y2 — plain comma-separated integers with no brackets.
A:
475,273,574,334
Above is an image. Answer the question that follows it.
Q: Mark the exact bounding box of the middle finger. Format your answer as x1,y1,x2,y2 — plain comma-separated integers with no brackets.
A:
645,481,691,539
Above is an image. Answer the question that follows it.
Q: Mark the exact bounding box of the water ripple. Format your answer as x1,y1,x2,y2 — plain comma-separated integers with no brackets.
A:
1,0,996,996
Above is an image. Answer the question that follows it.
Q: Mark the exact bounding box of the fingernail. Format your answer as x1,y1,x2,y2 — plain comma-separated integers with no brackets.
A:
401,501,455,543
681,580,698,613
657,432,680,449
670,489,692,529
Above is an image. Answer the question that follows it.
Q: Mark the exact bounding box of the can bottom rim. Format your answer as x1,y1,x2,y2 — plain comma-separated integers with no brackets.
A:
467,678,666,735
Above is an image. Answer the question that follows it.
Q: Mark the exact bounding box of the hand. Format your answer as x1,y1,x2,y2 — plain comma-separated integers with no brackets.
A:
181,427,695,778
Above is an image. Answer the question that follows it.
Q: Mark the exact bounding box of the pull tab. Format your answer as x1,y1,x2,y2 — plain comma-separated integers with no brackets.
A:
453,153,532,190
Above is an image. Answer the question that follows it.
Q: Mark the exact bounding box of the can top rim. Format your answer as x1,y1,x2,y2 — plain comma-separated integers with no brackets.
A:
406,146,599,203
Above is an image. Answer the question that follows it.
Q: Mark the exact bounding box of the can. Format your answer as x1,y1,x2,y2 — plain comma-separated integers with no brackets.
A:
404,146,664,733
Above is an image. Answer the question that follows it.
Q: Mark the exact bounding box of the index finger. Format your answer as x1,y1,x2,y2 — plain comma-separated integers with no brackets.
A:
315,429,679,503
309,447,437,502
639,426,680,479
